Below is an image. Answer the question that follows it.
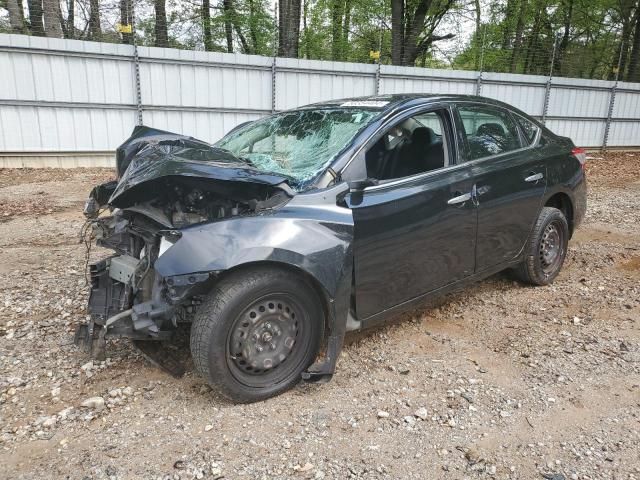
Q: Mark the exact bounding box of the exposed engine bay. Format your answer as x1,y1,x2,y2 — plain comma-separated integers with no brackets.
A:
87,175,289,229
75,127,294,374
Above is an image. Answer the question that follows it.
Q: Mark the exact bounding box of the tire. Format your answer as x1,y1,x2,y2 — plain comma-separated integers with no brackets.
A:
190,266,324,403
513,206,569,286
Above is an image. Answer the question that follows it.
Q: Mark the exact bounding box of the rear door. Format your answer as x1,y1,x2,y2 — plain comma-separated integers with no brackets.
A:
455,104,547,272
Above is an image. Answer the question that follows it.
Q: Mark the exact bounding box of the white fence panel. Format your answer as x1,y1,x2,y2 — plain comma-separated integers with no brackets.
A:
609,121,640,147
0,33,638,167
482,84,546,116
547,87,610,119
380,66,477,96
275,58,377,110
545,118,606,147
612,89,640,119
143,110,262,142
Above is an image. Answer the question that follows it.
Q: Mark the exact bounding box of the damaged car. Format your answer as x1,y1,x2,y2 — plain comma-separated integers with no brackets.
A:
77,94,587,402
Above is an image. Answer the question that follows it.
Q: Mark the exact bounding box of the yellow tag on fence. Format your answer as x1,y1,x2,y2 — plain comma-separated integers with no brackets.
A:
369,50,380,60
117,23,132,34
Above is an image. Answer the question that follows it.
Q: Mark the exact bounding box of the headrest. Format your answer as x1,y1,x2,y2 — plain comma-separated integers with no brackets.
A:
477,122,505,137
411,127,435,145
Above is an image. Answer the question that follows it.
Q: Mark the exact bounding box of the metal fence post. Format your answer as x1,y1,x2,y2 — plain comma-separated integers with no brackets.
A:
130,0,143,125
475,26,486,96
375,62,381,95
271,57,277,113
541,35,559,125
602,48,624,151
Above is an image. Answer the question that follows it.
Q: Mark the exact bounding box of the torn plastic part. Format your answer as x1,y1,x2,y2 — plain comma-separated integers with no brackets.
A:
215,108,379,188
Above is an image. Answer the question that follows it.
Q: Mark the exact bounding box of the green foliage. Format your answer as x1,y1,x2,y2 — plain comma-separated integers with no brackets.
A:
451,0,633,80
0,0,637,80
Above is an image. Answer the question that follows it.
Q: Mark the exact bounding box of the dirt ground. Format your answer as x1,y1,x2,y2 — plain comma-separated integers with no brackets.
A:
0,153,638,480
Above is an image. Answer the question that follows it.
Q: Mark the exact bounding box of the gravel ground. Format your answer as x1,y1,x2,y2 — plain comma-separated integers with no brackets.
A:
0,153,638,480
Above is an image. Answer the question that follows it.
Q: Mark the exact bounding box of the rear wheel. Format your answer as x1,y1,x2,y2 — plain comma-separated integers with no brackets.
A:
190,267,324,403
513,206,569,285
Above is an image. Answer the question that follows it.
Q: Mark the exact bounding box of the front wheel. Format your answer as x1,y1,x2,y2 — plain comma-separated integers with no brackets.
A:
190,267,324,403
513,206,569,285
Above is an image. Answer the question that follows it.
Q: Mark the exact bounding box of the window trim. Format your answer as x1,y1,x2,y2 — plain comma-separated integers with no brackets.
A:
340,102,458,184
362,157,467,193
512,112,541,147
341,101,543,194
453,101,541,164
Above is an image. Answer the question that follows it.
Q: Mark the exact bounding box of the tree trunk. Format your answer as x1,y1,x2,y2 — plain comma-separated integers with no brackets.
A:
202,0,212,51
154,0,169,47
302,0,309,58
553,0,573,76
248,0,259,53
223,0,234,52
5,0,27,33
342,0,351,60
523,3,542,74
501,0,515,50
509,0,527,73
119,0,132,44
27,0,45,36
391,0,454,66
628,8,640,81
278,0,301,57
610,0,635,79
391,0,404,65
42,0,63,37
473,0,481,70
401,0,435,66
88,0,101,41
67,0,74,38
57,0,66,37
234,23,250,53
612,23,632,80
330,0,344,60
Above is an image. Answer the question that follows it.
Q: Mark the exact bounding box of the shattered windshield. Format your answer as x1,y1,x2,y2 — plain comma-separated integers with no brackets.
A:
215,108,380,188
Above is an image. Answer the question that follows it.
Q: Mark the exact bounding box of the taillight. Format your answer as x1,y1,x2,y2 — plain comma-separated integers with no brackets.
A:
571,147,587,170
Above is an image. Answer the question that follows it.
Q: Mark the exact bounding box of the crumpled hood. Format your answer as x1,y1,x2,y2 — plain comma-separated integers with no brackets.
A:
108,126,293,208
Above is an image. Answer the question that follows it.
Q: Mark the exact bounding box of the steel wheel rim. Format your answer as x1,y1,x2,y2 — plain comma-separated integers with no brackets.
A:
539,221,564,275
226,294,308,387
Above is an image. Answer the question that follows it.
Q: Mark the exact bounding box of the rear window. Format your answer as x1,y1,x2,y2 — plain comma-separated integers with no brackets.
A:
515,115,540,145
458,105,522,160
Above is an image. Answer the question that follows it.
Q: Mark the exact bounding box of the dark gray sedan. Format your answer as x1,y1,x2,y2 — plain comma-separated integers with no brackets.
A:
77,94,587,402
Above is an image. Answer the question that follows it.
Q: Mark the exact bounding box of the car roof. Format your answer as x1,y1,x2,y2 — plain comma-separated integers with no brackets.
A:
302,93,526,117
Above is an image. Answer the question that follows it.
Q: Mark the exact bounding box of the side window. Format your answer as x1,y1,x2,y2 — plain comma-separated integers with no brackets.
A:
515,114,540,145
364,110,449,181
458,105,522,160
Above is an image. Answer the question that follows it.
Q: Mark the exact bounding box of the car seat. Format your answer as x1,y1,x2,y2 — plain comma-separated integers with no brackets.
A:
392,127,444,178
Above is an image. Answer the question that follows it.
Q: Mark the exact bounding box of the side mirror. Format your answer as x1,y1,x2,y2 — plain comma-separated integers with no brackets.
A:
349,178,378,193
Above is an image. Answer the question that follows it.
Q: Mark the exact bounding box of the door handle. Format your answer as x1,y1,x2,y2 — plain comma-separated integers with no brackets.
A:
447,192,472,205
524,172,543,183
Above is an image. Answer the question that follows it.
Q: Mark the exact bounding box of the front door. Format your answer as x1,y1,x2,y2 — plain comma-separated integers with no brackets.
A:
344,107,477,320
347,169,477,319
